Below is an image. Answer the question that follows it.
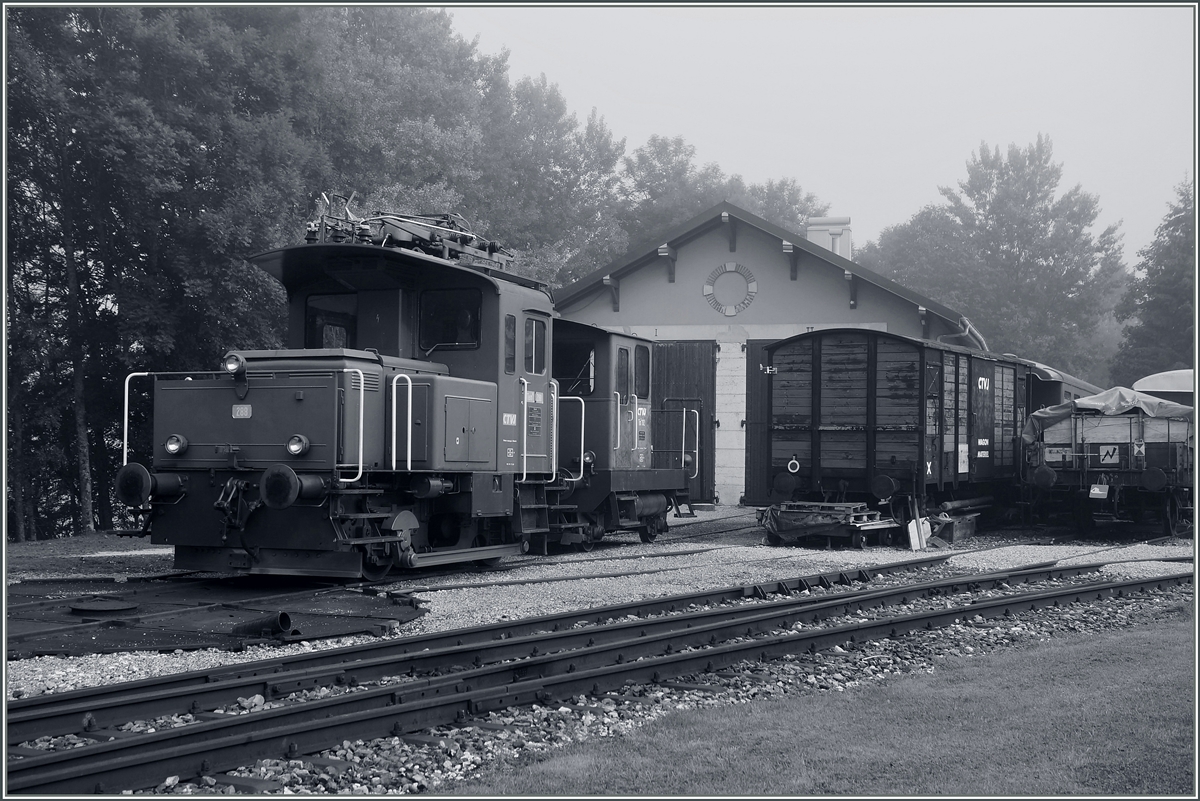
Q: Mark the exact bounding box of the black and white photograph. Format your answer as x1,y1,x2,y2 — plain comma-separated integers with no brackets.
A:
4,3,1196,797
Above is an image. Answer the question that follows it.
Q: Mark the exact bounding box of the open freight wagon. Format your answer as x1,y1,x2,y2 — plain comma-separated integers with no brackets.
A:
1021,387,1194,535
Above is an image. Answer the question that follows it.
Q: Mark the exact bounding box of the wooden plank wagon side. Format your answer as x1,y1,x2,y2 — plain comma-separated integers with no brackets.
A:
760,328,1031,547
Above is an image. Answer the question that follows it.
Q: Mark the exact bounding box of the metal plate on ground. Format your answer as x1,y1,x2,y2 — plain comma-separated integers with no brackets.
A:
6,578,425,658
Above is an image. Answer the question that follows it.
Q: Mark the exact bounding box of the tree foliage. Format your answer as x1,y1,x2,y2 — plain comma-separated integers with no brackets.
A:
618,135,828,250
1109,180,1195,387
856,136,1126,381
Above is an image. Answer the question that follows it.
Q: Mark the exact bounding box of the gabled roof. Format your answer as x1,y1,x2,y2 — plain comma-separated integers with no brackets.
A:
554,201,966,327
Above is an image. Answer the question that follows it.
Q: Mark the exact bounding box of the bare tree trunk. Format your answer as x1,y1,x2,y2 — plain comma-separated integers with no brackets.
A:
8,402,28,543
91,421,114,531
61,201,95,535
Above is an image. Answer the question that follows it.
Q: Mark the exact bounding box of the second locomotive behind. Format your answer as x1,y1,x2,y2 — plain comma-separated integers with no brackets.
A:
114,198,690,578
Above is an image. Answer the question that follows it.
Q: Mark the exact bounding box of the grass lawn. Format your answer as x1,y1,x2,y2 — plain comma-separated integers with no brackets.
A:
436,614,1195,796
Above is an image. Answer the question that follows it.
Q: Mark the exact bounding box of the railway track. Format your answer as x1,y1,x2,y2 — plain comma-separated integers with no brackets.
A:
7,556,1191,794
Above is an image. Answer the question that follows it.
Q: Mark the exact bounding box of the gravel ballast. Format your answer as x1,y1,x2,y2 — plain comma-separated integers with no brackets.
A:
4,513,1193,795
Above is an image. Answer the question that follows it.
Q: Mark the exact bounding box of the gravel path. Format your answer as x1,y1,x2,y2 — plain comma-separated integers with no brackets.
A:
4,512,1193,795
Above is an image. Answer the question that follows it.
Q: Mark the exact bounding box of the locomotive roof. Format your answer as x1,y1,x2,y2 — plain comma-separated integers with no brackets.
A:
1133,368,1194,394
554,318,658,346
248,242,554,302
1018,359,1103,394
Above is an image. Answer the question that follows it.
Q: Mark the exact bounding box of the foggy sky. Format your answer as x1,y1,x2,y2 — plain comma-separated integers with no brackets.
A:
443,5,1196,268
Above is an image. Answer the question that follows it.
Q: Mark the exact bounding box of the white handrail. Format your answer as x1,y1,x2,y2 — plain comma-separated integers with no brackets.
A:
122,372,151,465
390,373,413,471
520,378,529,482
690,408,700,479
550,379,559,477
679,406,687,471
613,391,621,451
560,395,586,481
338,368,365,483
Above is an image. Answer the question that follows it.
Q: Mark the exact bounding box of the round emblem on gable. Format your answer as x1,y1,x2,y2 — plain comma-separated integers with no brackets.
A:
702,262,757,316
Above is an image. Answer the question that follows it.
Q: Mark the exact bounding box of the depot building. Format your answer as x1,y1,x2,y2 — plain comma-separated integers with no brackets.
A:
554,201,979,507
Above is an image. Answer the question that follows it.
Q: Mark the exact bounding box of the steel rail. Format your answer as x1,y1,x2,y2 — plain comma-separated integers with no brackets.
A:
7,570,1191,795
6,554,952,735
4,559,1164,742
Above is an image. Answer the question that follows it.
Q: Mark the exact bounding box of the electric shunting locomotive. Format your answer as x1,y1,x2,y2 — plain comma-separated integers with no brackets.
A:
114,195,692,579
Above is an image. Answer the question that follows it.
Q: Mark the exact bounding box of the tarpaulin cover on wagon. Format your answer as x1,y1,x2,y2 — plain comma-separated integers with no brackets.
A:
1021,387,1194,445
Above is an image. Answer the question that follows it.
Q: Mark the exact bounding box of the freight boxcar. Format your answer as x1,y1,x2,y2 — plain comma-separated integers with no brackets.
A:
761,328,1037,544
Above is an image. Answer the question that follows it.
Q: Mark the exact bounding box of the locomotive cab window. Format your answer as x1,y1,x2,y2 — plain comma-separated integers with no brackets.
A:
553,341,594,395
634,345,649,399
306,294,358,349
504,315,516,374
524,318,547,375
419,289,481,355
616,347,630,405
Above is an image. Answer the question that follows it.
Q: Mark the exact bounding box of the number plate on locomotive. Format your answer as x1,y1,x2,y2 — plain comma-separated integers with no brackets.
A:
232,404,252,419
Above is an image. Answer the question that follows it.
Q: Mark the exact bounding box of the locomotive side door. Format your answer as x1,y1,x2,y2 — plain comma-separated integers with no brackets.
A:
520,312,553,477
970,358,996,480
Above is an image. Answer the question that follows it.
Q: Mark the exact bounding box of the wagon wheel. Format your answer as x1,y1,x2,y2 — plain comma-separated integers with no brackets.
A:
766,532,783,546
574,537,596,553
1164,488,1192,537
638,516,663,544
877,527,896,547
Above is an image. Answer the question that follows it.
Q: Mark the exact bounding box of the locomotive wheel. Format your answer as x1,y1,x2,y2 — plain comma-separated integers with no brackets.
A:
638,516,662,544
574,537,596,553
359,545,394,581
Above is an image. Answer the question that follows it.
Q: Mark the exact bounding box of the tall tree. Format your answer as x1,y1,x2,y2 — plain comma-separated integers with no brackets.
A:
6,7,332,535
859,136,1125,379
618,134,828,252
1109,180,1195,387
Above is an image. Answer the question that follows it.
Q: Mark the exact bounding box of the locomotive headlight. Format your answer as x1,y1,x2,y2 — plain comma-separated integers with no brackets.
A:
286,434,310,456
222,352,246,375
583,450,596,465
164,434,189,455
